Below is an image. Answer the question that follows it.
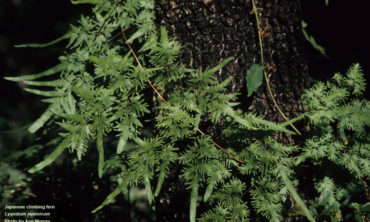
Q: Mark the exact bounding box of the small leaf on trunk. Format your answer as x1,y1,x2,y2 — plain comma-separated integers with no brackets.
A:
246,64,264,97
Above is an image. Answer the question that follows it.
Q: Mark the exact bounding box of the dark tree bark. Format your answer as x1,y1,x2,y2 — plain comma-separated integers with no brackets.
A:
154,0,310,220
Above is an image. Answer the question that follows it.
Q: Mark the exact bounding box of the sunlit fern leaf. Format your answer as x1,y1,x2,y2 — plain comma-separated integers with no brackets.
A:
144,173,154,206
345,63,366,96
279,165,315,222
96,121,105,178
116,133,128,154
4,64,63,81
91,172,135,213
190,178,199,222
28,106,54,133
23,88,63,97
28,136,72,173
23,79,65,87
154,145,177,196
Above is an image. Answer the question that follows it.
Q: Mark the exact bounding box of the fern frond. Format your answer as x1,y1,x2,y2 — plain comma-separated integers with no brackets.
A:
28,136,72,173
28,106,54,133
345,63,366,96
4,64,63,81
154,145,178,196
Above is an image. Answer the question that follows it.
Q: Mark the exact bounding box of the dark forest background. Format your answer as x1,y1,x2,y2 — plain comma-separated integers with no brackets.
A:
0,0,368,221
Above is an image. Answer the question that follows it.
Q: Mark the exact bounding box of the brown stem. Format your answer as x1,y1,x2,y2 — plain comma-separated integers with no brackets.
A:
107,20,153,43
251,0,301,135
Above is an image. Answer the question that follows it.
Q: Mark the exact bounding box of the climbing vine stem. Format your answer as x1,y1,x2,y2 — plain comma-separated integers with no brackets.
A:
251,0,301,135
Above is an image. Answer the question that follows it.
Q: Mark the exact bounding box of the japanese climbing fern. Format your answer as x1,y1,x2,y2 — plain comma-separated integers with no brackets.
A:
4,0,369,221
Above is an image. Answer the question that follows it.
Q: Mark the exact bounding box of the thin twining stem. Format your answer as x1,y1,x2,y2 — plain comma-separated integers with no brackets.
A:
251,0,301,135
120,27,245,165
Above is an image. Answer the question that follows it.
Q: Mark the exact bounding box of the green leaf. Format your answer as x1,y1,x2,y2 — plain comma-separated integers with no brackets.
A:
28,137,71,173
325,0,329,6
72,86,95,102
222,106,257,130
154,146,177,197
23,79,65,87
302,20,308,28
15,34,70,48
204,57,233,76
23,88,62,97
139,32,157,52
318,190,331,204
4,64,62,81
92,178,129,213
96,122,104,178
144,174,154,206
203,181,215,202
127,29,145,43
279,113,307,128
279,167,316,222
190,178,199,222
28,107,53,133
116,134,128,154
246,64,264,97
160,26,168,46
302,21,329,58
254,115,296,134
154,171,165,197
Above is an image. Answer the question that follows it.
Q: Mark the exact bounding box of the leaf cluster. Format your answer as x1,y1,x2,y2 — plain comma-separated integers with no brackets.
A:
299,64,369,179
4,0,369,222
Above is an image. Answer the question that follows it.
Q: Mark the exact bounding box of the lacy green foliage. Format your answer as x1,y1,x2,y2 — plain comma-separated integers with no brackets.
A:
298,64,369,179
296,65,369,221
309,177,344,221
309,177,370,222
237,138,298,222
199,179,249,222
4,0,370,221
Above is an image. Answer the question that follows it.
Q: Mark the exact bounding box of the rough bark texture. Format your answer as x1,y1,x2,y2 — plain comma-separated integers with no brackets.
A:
154,0,309,220
156,0,309,121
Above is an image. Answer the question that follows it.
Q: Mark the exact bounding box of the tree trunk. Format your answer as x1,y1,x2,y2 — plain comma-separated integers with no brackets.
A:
154,0,309,220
